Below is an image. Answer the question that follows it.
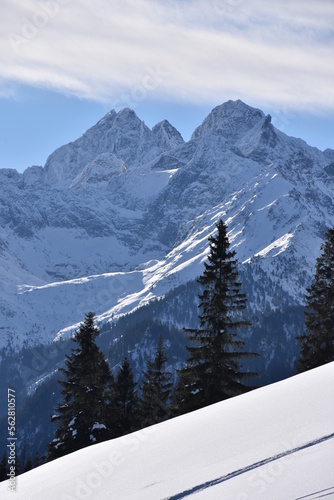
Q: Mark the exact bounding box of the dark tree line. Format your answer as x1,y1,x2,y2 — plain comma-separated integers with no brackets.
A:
3,219,331,475
47,219,258,462
48,313,173,460
0,449,43,482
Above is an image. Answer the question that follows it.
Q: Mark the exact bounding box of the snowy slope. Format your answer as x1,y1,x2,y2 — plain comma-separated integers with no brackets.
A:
0,100,334,353
1,362,333,500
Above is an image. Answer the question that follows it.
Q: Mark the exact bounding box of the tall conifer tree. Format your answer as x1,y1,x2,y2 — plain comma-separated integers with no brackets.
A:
48,312,113,459
114,358,139,436
140,336,173,426
174,219,257,413
298,228,334,372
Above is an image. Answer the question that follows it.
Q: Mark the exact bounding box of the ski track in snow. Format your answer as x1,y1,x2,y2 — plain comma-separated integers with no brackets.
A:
165,433,334,500
294,487,334,499
1,362,333,500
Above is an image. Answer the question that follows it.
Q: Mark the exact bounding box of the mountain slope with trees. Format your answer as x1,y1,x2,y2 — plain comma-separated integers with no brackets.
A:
0,100,333,355
1,99,334,474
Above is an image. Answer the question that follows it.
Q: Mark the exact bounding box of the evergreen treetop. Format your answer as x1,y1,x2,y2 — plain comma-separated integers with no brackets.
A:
298,228,334,371
175,219,258,413
48,312,112,460
140,335,173,426
114,358,139,436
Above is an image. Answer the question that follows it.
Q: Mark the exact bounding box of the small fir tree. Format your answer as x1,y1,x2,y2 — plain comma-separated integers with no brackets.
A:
48,312,113,460
114,358,139,436
140,336,173,427
174,219,258,414
298,228,334,372
33,451,41,468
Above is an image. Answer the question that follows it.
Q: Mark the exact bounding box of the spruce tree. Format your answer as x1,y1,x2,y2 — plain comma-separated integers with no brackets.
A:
174,219,257,414
48,312,113,460
140,336,173,427
33,451,41,468
298,228,334,372
114,358,139,436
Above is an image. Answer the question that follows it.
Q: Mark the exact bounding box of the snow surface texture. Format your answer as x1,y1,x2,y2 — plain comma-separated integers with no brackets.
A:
1,362,333,499
1,99,334,351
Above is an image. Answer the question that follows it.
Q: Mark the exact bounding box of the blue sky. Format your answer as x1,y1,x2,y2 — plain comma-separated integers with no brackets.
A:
1,0,334,172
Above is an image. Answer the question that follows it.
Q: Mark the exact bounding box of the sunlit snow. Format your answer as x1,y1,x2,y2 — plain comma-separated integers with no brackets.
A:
1,362,333,500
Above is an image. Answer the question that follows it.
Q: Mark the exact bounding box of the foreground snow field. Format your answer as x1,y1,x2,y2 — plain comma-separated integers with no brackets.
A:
1,362,334,500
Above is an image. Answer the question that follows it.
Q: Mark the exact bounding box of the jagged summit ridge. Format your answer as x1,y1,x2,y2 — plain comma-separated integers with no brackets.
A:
235,113,279,161
152,120,184,149
191,99,264,142
0,99,334,358
41,108,185,187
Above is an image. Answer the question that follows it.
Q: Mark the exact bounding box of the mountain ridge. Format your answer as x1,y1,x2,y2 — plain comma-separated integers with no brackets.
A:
0,100,333,368
2,101,334,464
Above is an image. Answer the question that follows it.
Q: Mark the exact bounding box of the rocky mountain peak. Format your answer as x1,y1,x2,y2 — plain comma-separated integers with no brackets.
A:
235,113,279,161
112,108,145,129
324,148,334,162
1,99,333,356
191,99,265,143
152,119,184,150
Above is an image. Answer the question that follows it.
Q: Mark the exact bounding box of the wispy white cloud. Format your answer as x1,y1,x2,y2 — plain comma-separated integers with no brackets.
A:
1,0,333,111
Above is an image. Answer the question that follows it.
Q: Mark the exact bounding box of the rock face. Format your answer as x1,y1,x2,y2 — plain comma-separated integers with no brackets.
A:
0,100,333,371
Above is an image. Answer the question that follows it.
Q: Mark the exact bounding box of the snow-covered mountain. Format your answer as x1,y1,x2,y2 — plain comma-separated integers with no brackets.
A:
1,99,333,367
1,361,333,499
